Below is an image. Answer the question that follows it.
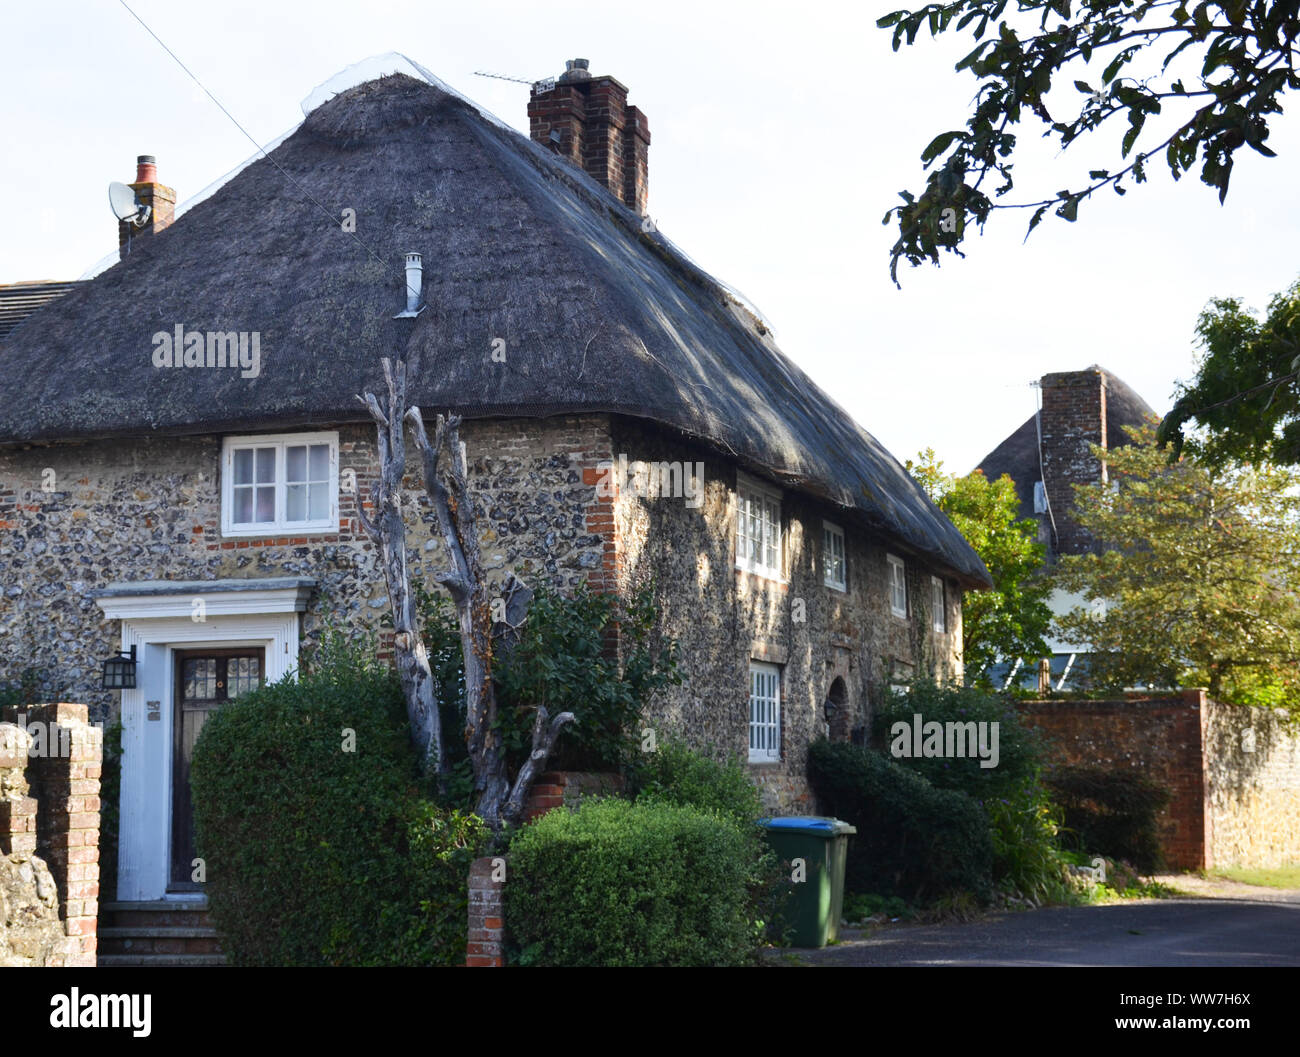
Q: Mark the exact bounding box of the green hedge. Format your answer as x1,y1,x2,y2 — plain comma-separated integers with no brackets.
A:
872,680,1043,801
631,740,763,825
506,798,766,966
807,739,993,903
1043,765,1170,872
190,638,485,966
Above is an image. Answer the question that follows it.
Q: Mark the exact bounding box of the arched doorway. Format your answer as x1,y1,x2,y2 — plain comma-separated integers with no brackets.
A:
825,676,849,742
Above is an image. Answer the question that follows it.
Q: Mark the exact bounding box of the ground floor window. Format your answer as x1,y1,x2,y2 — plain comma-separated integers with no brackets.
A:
749,661,781,762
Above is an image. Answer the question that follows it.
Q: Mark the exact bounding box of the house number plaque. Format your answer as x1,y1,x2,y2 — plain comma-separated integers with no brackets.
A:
147,700,161,722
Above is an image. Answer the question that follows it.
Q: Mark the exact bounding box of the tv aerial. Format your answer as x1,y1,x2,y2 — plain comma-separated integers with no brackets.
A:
473,70,557,94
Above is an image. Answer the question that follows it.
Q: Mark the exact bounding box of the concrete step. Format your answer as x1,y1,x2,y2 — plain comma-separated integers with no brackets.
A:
100,927,219,938
98,953,227,967
99,900,224,960
99,925,223,956
101,900,214,929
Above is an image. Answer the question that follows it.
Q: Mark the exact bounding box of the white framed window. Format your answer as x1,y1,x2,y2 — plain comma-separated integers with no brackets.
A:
823,521,847,592
749,661,781,763
735,472,783,580
887,554,908,619
221,432,339,537
931,575,946,633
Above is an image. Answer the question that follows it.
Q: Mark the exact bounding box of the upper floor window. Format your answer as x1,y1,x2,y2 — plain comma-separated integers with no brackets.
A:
887,554,908,619
823,521,847,592
736,473,783,580
931,575,946,633
221,432,339,537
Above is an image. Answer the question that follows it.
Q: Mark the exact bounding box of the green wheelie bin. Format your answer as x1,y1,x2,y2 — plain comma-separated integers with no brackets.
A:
758,816,857,948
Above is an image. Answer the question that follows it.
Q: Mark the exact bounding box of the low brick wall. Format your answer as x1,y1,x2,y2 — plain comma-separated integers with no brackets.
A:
1017,690,1300,871
522,771,624,822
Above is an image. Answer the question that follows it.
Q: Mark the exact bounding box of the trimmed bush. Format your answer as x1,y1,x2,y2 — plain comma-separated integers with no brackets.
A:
631,740,763,825
190,632,486,966
506,798,766,966
1044,765,1170,872
807,739,993,903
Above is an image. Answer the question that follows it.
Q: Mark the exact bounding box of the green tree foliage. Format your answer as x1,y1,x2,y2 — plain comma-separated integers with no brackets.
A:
418,581,681,792
873,679,1044,800
907,449,1052,681
871,680,1074,902
1160,278,1300,464
878,2,1300,283
1053,423,1300,708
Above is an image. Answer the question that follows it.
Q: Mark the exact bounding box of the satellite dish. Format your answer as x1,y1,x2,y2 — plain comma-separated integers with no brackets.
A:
108,182,151,226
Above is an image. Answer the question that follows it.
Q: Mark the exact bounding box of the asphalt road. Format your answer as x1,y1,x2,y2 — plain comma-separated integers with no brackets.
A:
787,889,1300,967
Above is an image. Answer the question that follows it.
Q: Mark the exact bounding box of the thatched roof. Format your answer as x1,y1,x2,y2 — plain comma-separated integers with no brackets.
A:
976,365,1156,522
0,73,989,587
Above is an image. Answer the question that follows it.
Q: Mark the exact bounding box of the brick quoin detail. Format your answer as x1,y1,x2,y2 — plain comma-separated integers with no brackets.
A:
581,450,624,595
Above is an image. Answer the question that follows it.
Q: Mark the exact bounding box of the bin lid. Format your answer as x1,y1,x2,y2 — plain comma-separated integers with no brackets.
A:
757,816,856,836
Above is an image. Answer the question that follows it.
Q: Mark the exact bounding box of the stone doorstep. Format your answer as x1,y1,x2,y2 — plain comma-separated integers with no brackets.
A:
97,954,227,967
99,926,222,956
101,899,214,930
99,899,223,961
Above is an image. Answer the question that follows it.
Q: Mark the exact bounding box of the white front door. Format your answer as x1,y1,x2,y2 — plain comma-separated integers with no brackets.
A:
94,581,313,901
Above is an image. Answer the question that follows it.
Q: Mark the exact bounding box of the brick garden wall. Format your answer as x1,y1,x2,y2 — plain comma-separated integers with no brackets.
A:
467,855,505,967
0,703,101,966
1017,690,1300,871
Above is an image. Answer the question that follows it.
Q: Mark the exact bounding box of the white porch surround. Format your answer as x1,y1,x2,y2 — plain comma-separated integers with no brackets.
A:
93,578,315,901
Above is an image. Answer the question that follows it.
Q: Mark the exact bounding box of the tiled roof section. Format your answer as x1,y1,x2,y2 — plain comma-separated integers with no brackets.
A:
0,281,80,341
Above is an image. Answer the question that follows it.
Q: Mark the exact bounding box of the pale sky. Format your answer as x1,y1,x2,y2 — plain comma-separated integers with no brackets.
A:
4,1,1297,474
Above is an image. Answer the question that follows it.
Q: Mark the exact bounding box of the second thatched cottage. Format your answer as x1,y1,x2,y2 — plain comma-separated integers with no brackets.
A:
0,58,988,902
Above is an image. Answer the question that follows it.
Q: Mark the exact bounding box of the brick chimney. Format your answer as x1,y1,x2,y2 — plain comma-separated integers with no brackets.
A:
1038,367,1110,559
528,59,651,215
117,155,176,256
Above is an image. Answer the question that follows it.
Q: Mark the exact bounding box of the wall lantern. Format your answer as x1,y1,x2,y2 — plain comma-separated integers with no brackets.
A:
101,645,137,690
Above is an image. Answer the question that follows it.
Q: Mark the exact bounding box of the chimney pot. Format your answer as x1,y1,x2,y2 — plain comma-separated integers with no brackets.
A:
136,155,158,184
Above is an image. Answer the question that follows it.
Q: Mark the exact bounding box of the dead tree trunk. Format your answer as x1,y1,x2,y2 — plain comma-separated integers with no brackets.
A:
355,358,445,778
360,357,572,831
406,406,573,830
